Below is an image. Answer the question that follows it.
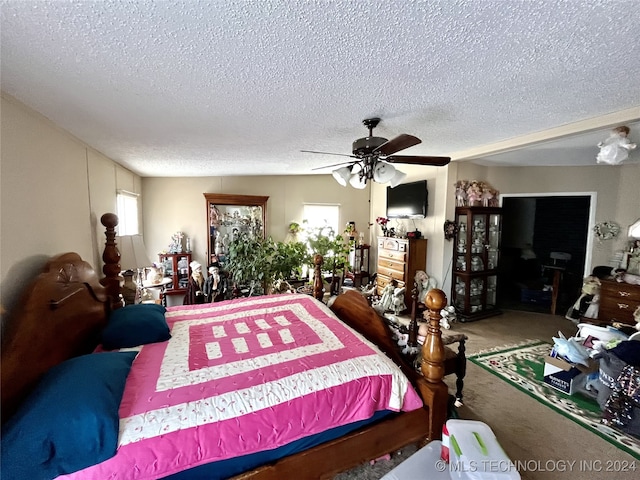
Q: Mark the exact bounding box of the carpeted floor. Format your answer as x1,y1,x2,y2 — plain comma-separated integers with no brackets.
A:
333,309,639,480
469,340,640,459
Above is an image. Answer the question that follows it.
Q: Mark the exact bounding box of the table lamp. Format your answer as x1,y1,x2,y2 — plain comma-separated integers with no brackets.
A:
117,235,153,304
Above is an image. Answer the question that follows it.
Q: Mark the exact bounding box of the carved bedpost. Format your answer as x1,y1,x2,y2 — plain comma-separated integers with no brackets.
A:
408,283,419,347
313,254,324,301
420,288,446,384
100,213,124,310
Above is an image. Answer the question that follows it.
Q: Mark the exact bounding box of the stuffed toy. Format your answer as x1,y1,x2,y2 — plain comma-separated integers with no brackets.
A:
439,305,456,330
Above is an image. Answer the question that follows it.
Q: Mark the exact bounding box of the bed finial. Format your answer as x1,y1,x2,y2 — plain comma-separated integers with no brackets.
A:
421,288,446,384
100,213,124,309
313,254,324,301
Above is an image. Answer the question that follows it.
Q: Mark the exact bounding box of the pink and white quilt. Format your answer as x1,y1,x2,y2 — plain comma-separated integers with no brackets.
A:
62,294,422,479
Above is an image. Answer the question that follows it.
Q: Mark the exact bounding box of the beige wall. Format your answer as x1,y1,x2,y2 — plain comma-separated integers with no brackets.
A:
477,163,640,269
369,164,455,292
141,176,371,270
0,94,140,314
2,92,638,316
368,161,640,298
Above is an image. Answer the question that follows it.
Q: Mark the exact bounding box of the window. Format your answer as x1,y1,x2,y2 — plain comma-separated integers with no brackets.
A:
116,190,139,235
302,204,340,236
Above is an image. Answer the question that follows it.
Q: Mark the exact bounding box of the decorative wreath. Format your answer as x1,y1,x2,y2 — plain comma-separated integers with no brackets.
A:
444,220,458,241
593,221,621,241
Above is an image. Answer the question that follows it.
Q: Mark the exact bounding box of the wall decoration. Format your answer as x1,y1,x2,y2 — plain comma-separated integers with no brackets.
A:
593,221,621,241
444,220,458,240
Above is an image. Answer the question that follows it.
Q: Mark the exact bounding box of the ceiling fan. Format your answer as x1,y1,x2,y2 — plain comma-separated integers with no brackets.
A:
302,117,451,189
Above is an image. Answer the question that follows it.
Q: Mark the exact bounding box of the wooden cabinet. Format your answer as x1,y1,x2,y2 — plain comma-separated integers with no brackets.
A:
452,206,502,321
376,236,427,309
204,193,269,267
598,279,640,324
158,253,192,297
347,244,370,287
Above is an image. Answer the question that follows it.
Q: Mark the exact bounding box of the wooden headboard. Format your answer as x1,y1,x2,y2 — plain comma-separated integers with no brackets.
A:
1,253,111,422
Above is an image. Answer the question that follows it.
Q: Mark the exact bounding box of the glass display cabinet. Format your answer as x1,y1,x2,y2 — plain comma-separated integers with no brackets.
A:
452,206,502,321
158,252,192,296
347,244,370,288
204,193,269,266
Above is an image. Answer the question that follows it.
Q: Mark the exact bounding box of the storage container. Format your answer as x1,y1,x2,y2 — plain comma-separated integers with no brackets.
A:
443,419,520,480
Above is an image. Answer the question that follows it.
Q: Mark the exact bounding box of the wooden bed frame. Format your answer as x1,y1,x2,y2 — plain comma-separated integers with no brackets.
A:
1,213,449,479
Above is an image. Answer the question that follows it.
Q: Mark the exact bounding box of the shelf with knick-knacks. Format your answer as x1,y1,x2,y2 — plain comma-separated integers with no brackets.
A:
204,193,269,267
159,252,192,296
452,206,502,321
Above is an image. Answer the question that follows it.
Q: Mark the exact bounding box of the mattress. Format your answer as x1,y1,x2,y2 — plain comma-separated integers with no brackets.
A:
61,294,422,479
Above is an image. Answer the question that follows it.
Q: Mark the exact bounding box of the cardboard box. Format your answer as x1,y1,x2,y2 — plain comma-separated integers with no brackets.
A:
543,353,599,394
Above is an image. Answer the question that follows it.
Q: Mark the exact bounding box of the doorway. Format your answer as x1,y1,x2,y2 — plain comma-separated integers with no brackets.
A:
498,194,594,315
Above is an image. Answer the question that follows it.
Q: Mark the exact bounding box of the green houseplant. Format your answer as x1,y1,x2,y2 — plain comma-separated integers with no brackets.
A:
225,233,276,296
225,233,307,296
302,222,352,294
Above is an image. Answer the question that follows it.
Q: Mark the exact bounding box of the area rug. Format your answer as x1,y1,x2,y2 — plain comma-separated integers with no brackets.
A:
469,340,640,460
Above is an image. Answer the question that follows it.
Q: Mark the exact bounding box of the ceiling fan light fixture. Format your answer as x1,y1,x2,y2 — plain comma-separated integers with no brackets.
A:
309,118,449,188
389,169,408,188
372,161,397,183
349,173,367,189
332,166,352,186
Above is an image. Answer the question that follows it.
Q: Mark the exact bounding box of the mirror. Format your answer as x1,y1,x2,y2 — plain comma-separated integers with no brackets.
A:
204,193,269,266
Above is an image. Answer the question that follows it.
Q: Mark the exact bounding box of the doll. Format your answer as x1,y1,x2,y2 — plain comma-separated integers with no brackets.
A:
596,126,637,165
184,261,206,305
414,270,437,304
565,275,601,321
391,286,407,315
481,187,494,207
204,263,224,302
378,281,396,312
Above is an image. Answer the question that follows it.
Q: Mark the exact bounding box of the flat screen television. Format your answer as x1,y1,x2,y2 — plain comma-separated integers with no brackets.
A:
386,180,428,218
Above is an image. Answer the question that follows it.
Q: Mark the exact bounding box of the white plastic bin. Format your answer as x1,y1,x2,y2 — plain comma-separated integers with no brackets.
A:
444,420,520,480
576,323,627,348
381,441,449,480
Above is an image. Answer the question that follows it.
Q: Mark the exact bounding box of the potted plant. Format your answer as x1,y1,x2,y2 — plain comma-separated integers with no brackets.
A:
271,240,307,282
302,222,352,295
226,233,308,296
225,233,276,297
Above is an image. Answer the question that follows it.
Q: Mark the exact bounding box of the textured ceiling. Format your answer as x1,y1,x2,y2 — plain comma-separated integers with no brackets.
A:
1,0,639,177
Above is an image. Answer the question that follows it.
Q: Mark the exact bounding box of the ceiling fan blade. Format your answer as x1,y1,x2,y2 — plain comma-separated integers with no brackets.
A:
301,150,356,158
372,134,421,156
311,160,357,171
384,155,451,166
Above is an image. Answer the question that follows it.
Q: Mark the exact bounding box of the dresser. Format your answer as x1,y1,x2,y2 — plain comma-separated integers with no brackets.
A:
376,236,428,309
598,279,640,324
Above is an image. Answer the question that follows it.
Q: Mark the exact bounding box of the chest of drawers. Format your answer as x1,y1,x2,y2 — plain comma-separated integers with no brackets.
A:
598,279,640,324
376,236,427,309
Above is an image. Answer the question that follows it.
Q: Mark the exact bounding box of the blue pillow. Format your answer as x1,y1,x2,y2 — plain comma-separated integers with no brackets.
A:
1,351,137,480
102,303,170,349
